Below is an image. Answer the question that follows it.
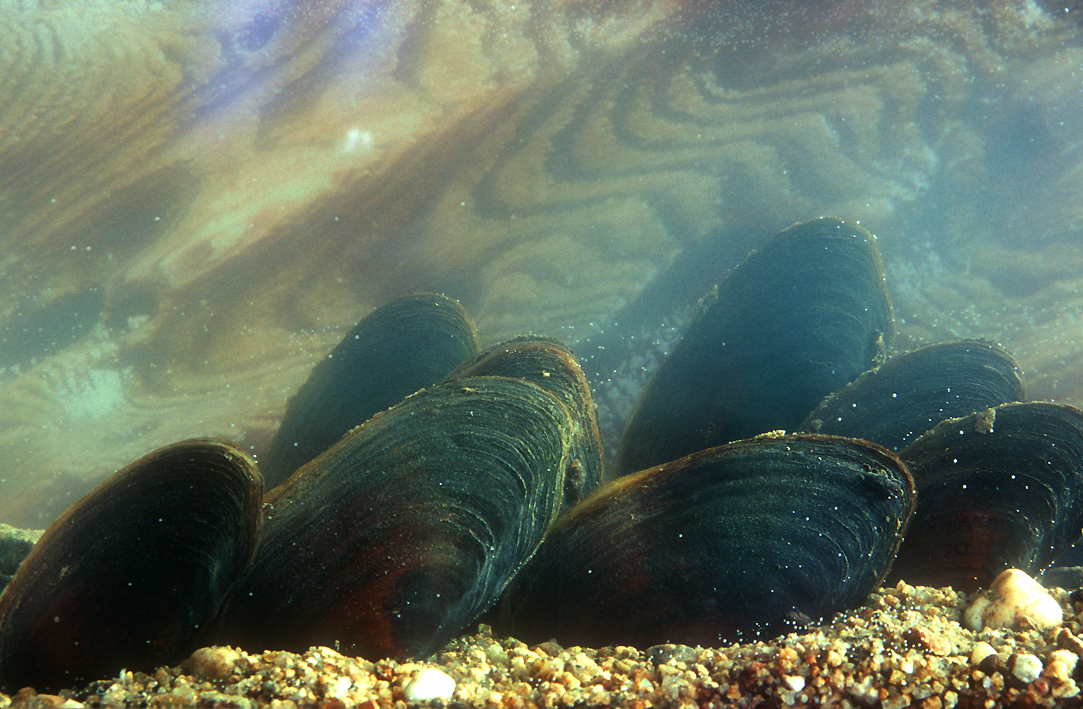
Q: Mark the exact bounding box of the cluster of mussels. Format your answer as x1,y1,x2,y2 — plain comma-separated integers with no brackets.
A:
2,218,1083,693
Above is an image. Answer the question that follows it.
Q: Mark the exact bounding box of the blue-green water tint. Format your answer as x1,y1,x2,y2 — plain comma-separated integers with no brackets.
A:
0,288,104,376
0,1,1080,529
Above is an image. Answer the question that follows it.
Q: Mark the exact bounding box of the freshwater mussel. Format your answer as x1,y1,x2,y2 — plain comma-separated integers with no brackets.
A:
891,401,1083,592
0,439,263,690
260,292,483,490
3,218,1083,692
220,374,579,661
611,217,895,478
493,218,1083,646
497,433,916,649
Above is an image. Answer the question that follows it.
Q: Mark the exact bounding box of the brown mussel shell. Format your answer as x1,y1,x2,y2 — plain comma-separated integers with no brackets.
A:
260,293,480,490
799,339,1025,450
496,434,915,649
447,336,603,509
218,375,584,660
890,401,1083,592
0,439,262,692
612,217,894,478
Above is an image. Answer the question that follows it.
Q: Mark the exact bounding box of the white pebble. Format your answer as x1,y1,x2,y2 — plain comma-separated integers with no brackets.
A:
1012,654,1044,684
327,675,352,700
1050,648,1079,676
963,569,1063,631
970,641,997,666
782,674,805,692
403,667,456,702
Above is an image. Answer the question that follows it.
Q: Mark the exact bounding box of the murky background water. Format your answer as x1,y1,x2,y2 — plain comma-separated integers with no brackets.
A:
0,0,1081,526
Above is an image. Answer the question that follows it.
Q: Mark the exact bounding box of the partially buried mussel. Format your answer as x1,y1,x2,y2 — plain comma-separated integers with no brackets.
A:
0,440,263,691
3,218,1083,692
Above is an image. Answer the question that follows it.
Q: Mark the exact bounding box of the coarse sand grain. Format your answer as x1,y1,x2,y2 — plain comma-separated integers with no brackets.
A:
4,580,1083,708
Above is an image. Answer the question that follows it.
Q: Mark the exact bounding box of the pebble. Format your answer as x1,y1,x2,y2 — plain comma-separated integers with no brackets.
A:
403,667,456,702
186,646,243,681
1011,654,1043,683
970,641,997,666
1059,627,1083,655
1045,649,1078,679
646,644,699,666
963,568,1063,631
781,674,805,692
2,581,1080,708
902,625,952,655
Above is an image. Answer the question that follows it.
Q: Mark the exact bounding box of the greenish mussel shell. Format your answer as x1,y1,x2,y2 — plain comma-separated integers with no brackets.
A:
799,339,1025,450
218,375,582,660
497,434,915,649
612,217,894,478
0,439,262,692
260,293,480,490
447,336,603,509
890,401,1083,592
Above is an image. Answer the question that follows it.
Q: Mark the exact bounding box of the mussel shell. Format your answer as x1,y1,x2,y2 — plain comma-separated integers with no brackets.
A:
218,376,576,660
497,434,915,649
891,402,1083,592
799,339,1025,450
260,293,480,490
447,336,602,508
0,439,262,691
612,217,894,478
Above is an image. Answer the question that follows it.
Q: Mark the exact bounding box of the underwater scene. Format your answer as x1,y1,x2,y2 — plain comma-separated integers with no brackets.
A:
2,0,1083,705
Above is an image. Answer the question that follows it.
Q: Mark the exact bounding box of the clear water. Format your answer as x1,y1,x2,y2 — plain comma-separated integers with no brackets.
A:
0,0,1081,526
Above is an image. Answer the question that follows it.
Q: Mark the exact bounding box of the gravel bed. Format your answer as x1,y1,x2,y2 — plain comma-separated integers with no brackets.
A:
3,580,1083,708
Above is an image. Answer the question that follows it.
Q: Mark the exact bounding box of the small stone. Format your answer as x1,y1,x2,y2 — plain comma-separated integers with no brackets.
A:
186,646,242,681
1057,627,1083,657
326,676,352,700
1044,649,1078,681
646,644,699,666
535,640,564,657
403,667,456,702
8,695,83,709
970,642,997,666
903,626,952,655
566,652,602,683
782,674,805,692
536,656,565,681
484,642,509,666
1011,654,1043,684
963,568,1063,631
1053,648,1079,674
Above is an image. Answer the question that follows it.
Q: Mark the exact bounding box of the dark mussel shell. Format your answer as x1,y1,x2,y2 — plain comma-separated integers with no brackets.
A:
447,336,603,508
496,434,915,649
611,217,894,478
799,339,1025,451
218,375,586,660
890,402,1083,592
260,293,480,489
0,439,262,692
